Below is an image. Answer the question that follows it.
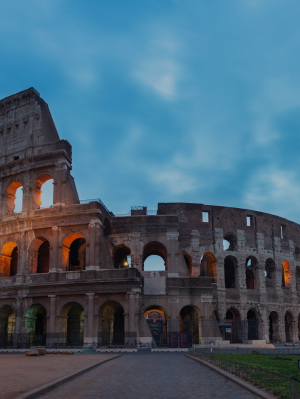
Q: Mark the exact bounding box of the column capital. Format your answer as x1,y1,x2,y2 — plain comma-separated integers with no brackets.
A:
86,293,95,298
48,295,57,300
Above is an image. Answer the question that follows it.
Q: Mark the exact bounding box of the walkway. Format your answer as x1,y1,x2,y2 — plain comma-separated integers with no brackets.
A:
43,353,259,399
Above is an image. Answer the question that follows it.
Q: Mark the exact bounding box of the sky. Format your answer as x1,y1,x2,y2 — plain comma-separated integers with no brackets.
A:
2,1,300,222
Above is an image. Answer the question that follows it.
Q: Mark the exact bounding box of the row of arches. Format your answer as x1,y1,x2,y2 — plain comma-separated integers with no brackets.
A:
0,234,87,277
6,175,54,214
224,255,294,289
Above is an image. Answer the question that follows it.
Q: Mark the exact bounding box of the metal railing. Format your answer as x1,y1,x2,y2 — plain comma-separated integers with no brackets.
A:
114,210,157,217
194,352,300,398
80,198,110,213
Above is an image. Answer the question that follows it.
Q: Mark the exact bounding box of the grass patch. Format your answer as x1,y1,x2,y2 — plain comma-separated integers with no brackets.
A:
192,353,300,398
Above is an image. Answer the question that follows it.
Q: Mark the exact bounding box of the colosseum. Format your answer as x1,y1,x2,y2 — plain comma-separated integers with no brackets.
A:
0,87,299,350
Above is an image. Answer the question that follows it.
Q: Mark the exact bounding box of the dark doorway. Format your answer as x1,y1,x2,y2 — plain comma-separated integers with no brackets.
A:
37,241,50,273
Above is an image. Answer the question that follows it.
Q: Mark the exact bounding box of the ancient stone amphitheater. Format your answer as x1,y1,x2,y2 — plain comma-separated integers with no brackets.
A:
0,87,298,349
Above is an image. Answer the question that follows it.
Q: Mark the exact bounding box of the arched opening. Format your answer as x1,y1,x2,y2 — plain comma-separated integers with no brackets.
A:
265,258,275,287
0,242,18,277
224,256,237,288
28,237,50,274
143,241,167,271
99,301,124,346
296,267,300,297
298,314,300,341
223,234,236,251
246,257,257,290
33,174,54,209
60,303,84,346
225,308,242,343
294,247,300,262
144,305,167,347
0,305,15,348
269,311,279,342
282,261,291,288
200,253,216,279
5,181,23,215
62,233,86,271
179,305,201,346
183,252,192,276
247,310,258,340
285,312,294,342
103,218,111,236
113,245,131,269
25,304,47,346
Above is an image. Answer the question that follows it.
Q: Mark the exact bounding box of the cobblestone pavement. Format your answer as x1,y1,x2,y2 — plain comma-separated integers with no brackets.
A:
44,353,259,399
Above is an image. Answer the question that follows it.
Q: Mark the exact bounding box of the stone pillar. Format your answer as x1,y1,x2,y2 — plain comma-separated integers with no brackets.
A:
13,296,23,347
86,221,100,270
128,292,135,333
48,295,57,333
85,293,95,345
191,230,200,276
257,263,267,294
278,314,286,343
50,226,60,272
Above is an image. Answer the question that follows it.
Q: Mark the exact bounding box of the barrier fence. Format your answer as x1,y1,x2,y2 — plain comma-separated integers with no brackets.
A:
194,352,300,399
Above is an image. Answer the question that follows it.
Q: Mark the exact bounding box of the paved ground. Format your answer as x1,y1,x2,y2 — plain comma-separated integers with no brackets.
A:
0,353,116,399
43,353,259,399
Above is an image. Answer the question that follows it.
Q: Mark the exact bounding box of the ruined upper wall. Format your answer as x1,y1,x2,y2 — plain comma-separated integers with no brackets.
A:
157,202,300,252
0,88,70,165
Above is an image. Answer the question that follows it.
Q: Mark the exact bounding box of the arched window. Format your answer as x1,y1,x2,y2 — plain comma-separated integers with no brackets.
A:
245,257,257,290
223,234,236,251
183,252,192,276
224,256,237,288
33,174,54,209
144,305,167,346
0,242,18,277
282,261,291,288
62,233,86,271
5,181,23,215
113,245,131,269
200,253,217,280
143,242,167,271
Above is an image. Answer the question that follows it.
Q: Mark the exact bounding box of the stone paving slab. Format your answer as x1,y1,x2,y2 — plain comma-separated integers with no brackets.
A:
43,353,261,399
0,353,116,399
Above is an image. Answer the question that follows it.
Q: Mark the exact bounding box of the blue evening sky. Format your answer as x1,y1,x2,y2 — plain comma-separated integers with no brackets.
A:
2,1,300,222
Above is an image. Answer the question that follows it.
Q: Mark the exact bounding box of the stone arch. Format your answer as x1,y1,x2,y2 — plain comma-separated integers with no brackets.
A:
144,305,168,346
179,305,202,345
285,311,295,342
143,241,167,271
200,252,217,280
265,258,276,287
32,172,54,209
282,261,292,288
245,256,258,290
224,255,237,288
269,311,279,342
223,233,237,251
96,297,128,315
5,180,23,215
182,252,192,276
0,305,15,342
225,307,242,343
62,233,87,271
98,300,125,346
28,236,51,274
0,241,18,277
25,304,47,345
113,244,131,269
59,301,85,346
247,308,259,340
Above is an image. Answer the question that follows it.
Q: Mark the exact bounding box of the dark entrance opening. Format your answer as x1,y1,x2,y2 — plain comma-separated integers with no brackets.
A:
247,310,258,340
37,241,50,273
69,238,86,271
